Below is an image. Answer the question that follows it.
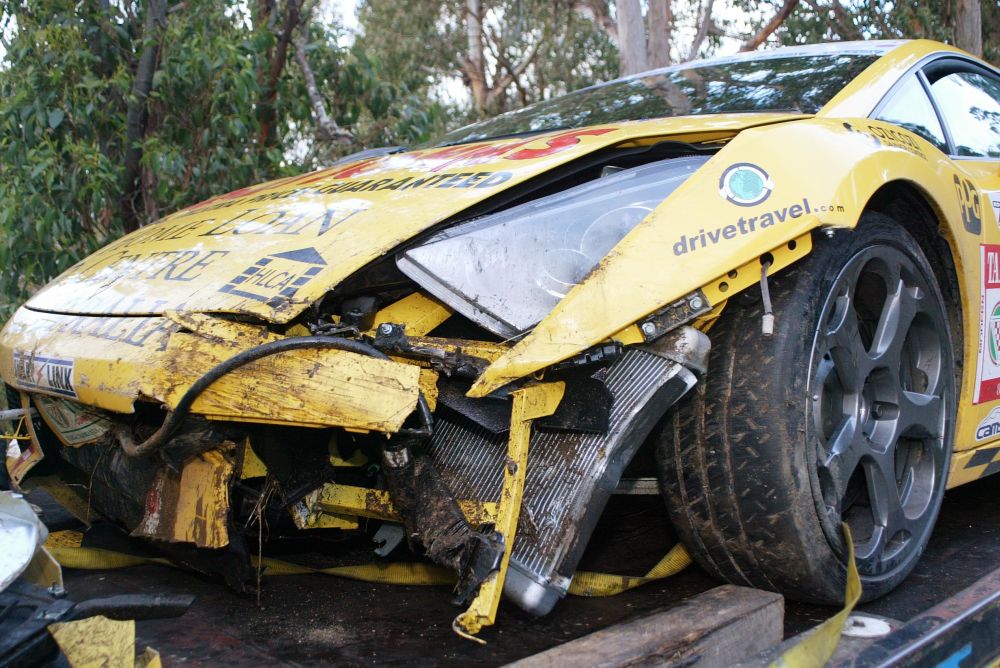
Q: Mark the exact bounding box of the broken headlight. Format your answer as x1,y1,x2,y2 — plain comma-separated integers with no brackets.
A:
397,156,709,338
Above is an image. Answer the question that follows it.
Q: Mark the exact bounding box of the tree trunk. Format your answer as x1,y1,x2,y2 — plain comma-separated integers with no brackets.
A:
120,0,167,233
956,0,982,57
617,0,647,75
256,0,300,149
646,0,672,68
464,0,489,113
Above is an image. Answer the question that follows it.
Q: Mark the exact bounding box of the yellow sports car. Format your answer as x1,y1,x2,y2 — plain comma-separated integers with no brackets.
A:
3,39,1000,638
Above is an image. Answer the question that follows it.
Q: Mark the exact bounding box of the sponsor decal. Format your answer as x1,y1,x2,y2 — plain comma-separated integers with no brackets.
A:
842,121,926,160
963,445,1000,470
719,163,773,207
185,170,515,215
672,198,842,256
954,175,982,235
976,407,1000,441
75,248,229,282
986,191,1000,230
187,127,620,211
42,313,176,352
33,395,112,447
974,245,1000,404
12,351,76,398
219,247,326,307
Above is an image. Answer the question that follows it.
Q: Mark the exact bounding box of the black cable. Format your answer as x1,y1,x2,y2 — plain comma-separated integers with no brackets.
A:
119,336,432,457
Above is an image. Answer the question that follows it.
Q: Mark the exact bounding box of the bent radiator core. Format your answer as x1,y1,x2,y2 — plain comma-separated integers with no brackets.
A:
427,347,697,615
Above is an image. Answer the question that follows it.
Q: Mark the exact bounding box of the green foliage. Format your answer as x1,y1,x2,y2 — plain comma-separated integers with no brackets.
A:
770,0,999,66
356,0,618,118
0,0,448,319
0,1,130,317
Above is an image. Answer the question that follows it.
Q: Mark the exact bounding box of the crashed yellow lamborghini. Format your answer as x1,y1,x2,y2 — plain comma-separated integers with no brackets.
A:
4,39,1000,637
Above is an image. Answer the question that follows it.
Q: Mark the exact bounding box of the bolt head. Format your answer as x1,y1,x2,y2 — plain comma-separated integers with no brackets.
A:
641,322,656,336
378,323,393,334
689,296,704,310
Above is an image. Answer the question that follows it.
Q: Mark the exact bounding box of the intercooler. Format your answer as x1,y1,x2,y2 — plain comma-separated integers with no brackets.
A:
427,344,700,615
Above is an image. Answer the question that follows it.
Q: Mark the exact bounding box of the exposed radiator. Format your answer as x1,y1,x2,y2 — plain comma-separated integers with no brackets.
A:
427,347,697,615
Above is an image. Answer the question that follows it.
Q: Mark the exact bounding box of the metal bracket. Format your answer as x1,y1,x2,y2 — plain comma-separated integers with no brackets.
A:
638,289,712,342
452,381,565,643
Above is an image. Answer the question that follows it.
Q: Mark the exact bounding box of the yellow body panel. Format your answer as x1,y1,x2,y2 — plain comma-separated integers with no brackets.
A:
132,448,234,548
0,309,422,433
316,483,498,526
469,115,978,396
455,381,564,639
22,115,798,324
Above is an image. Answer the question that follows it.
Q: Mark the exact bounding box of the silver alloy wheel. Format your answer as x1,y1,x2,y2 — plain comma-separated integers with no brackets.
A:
810,245,951,576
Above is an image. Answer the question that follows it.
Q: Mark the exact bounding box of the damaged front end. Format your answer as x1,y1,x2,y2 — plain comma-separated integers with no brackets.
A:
0,122,810,638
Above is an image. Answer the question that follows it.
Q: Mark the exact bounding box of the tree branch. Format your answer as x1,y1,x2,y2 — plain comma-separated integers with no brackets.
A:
292,30,352,144
687,0,716,61
830,0,861,39
121,0,167,233
571,0,617,42
741,0,799,51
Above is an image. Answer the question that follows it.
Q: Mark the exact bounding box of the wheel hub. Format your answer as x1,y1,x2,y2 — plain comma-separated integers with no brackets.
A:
811,246,949,576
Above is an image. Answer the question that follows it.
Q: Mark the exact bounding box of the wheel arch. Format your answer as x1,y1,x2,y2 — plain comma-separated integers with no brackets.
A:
862,180,964,371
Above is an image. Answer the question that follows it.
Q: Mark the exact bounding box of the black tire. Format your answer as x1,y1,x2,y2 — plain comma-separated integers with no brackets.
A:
655,214,956,604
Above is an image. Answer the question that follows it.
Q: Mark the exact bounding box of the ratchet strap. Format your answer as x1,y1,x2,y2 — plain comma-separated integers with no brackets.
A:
44,530,691,596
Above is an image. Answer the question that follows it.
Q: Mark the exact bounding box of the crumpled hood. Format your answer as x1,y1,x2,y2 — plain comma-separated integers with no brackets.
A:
26,114,801,323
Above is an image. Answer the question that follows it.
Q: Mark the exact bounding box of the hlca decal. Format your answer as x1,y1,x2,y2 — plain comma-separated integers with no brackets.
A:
219,247,326,308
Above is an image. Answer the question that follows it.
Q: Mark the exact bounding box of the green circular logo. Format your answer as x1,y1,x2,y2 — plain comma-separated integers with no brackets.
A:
719,163,774,207
989,303,1000,365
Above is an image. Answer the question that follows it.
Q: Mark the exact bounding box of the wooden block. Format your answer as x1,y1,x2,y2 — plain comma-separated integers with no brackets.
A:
508,585,784,668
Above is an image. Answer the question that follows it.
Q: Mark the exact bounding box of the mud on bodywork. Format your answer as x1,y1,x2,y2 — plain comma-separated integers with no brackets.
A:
0,114,823,637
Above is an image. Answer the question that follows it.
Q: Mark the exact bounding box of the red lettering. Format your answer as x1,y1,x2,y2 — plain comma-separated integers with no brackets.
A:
504,128,617,160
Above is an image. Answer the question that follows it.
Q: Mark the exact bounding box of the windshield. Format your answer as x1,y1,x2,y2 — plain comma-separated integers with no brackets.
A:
434,53,881,146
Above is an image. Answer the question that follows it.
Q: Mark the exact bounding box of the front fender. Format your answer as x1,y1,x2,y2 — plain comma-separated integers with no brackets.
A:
470,117,968,397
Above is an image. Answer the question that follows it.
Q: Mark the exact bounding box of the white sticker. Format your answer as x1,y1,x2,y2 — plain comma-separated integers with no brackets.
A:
33,395,111,446
977,406,1000,441
987,191,1000,230
12,351,75,398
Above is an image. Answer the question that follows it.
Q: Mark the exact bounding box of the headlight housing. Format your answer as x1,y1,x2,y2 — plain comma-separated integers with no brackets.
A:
397,155,709,337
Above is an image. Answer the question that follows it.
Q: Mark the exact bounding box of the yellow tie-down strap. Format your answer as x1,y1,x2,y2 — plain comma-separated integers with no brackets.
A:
45,527,859,665
45,529,691,595
769,524,862,668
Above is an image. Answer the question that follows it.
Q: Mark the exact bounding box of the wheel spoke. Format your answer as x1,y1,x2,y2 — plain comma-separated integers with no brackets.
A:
819,416,864,513
870,277,919,367
859,452,913,569
826,295,866,391
854,524,886,571
896,390,943,440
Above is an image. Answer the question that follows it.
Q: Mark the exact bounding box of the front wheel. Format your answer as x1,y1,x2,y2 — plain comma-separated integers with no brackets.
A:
655,215,956,603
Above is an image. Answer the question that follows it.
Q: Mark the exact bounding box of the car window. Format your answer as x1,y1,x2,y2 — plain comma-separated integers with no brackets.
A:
876,76,947,151
930,71,1000,158
431,54,881,147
